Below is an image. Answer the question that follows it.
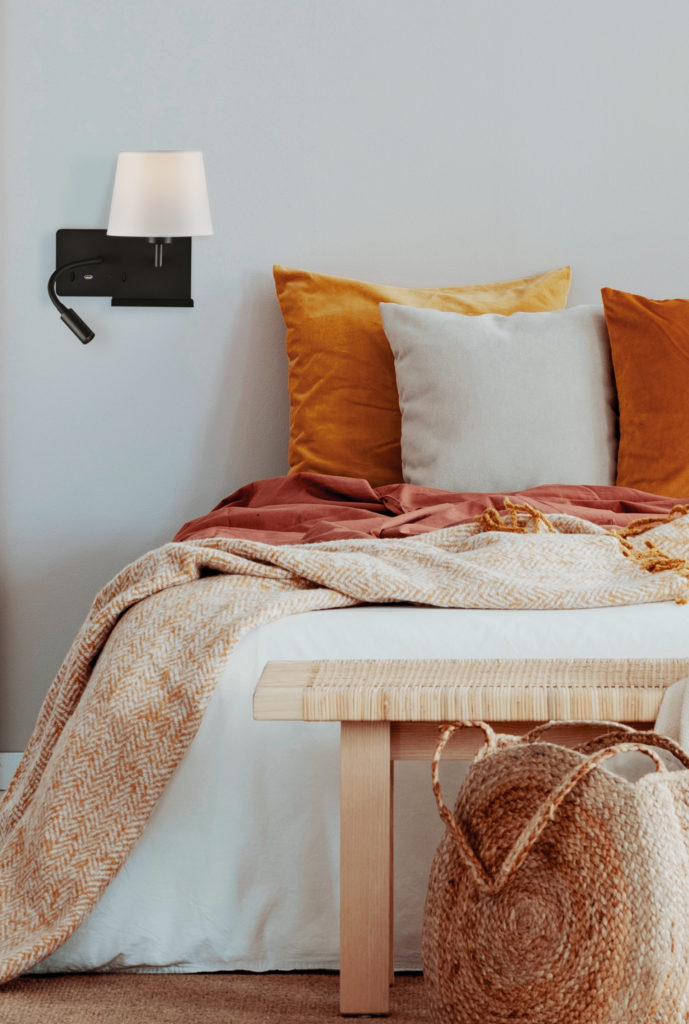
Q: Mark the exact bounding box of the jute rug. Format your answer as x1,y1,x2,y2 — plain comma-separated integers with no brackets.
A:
0,972,427,1023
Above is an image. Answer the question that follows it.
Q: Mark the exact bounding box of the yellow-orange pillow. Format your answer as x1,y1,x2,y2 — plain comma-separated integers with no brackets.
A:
601,287,689,497
274,264,571,486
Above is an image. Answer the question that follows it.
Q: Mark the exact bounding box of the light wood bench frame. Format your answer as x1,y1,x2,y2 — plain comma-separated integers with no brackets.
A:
254,657,687,1015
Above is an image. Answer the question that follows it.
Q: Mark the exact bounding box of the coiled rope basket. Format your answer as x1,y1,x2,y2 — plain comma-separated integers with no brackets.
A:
422,721,689,1024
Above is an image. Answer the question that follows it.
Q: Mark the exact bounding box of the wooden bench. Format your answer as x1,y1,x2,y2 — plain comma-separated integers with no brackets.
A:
253,657,687,1015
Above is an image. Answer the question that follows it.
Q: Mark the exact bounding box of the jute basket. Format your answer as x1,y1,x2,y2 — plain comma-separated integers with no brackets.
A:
422,721,689,1024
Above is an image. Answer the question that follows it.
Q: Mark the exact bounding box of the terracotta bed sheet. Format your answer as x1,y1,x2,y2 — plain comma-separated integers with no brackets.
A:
174,473,686,545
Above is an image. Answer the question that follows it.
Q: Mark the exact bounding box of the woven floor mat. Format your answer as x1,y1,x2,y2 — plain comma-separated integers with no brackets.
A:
1,971,427,1023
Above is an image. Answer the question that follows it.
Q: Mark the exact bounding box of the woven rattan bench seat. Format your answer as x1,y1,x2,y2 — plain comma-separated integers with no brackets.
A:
254,657,689,723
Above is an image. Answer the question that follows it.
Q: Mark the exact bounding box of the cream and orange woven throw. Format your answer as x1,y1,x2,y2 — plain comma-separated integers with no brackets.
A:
1,509,689,981
423,720,689,1024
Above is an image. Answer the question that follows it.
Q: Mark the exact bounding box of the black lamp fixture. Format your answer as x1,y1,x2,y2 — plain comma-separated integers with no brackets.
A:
49,151,213,343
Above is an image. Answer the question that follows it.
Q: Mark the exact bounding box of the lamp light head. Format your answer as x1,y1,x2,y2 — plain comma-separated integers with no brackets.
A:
60,307,95,344
107,151,213,238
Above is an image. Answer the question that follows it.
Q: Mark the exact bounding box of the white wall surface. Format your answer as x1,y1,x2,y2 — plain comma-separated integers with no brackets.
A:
2,0,689,748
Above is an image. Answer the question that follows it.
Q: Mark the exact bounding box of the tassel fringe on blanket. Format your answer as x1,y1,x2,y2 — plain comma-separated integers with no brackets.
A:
474,500,689,602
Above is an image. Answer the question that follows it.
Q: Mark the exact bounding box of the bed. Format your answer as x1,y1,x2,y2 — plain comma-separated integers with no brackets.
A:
29,598,689,977
4,262,689,984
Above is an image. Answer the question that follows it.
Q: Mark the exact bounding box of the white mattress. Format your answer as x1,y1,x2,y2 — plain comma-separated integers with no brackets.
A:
33,600,689,974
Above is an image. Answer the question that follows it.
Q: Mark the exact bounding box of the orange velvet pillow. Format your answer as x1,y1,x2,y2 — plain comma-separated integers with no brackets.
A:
274,264,571,486
602,287,689,497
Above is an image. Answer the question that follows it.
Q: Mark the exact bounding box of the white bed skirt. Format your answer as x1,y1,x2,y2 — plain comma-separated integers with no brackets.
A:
33,601,689,974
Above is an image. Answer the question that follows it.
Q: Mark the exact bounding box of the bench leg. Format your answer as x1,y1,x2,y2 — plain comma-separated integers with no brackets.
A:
340,722,392,1015
389,759,394,987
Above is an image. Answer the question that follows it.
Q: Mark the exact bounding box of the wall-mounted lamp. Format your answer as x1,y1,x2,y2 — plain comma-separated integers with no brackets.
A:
48,151,213,344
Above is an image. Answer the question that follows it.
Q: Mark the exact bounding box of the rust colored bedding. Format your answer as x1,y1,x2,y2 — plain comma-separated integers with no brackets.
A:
174,473,687,545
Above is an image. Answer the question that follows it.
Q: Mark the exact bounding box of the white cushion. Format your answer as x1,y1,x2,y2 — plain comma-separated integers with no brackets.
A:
379,303,618,492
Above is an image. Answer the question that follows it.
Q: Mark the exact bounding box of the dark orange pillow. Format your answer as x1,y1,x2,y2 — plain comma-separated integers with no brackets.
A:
601,287,689,497
275,264,571,486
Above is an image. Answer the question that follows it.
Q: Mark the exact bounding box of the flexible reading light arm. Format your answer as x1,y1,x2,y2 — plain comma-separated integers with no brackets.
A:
48,257,104,344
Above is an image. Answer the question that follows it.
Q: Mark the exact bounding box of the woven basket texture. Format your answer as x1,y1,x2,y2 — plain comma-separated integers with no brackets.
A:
422,722,689,1024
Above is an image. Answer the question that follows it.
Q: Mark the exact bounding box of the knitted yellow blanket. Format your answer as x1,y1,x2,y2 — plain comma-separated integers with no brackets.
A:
1,511,689,981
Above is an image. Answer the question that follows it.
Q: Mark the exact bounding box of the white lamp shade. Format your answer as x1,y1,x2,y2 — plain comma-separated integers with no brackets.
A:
107,151,213,237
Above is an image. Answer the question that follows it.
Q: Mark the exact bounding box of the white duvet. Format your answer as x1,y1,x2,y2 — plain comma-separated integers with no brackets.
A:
33,600,689,974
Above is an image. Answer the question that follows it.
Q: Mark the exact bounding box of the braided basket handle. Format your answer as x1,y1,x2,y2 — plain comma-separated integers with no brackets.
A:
491,740,673,890
521,719,637,743
520,719,666,770
431,721,689,891
575,728,689,770
521,719,689,772
431,722,498,888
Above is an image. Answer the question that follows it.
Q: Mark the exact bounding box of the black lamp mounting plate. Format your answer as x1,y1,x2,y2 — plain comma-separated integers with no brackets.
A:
55,229,194,307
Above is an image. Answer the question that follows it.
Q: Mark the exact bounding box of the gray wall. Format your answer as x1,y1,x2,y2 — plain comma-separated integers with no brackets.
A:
2,0,689,749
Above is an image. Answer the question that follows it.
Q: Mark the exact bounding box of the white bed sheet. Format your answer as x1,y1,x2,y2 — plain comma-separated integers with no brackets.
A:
33,601,689,974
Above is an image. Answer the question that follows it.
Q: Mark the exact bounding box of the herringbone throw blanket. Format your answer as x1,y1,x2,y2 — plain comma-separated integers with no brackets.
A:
1,511,689,981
